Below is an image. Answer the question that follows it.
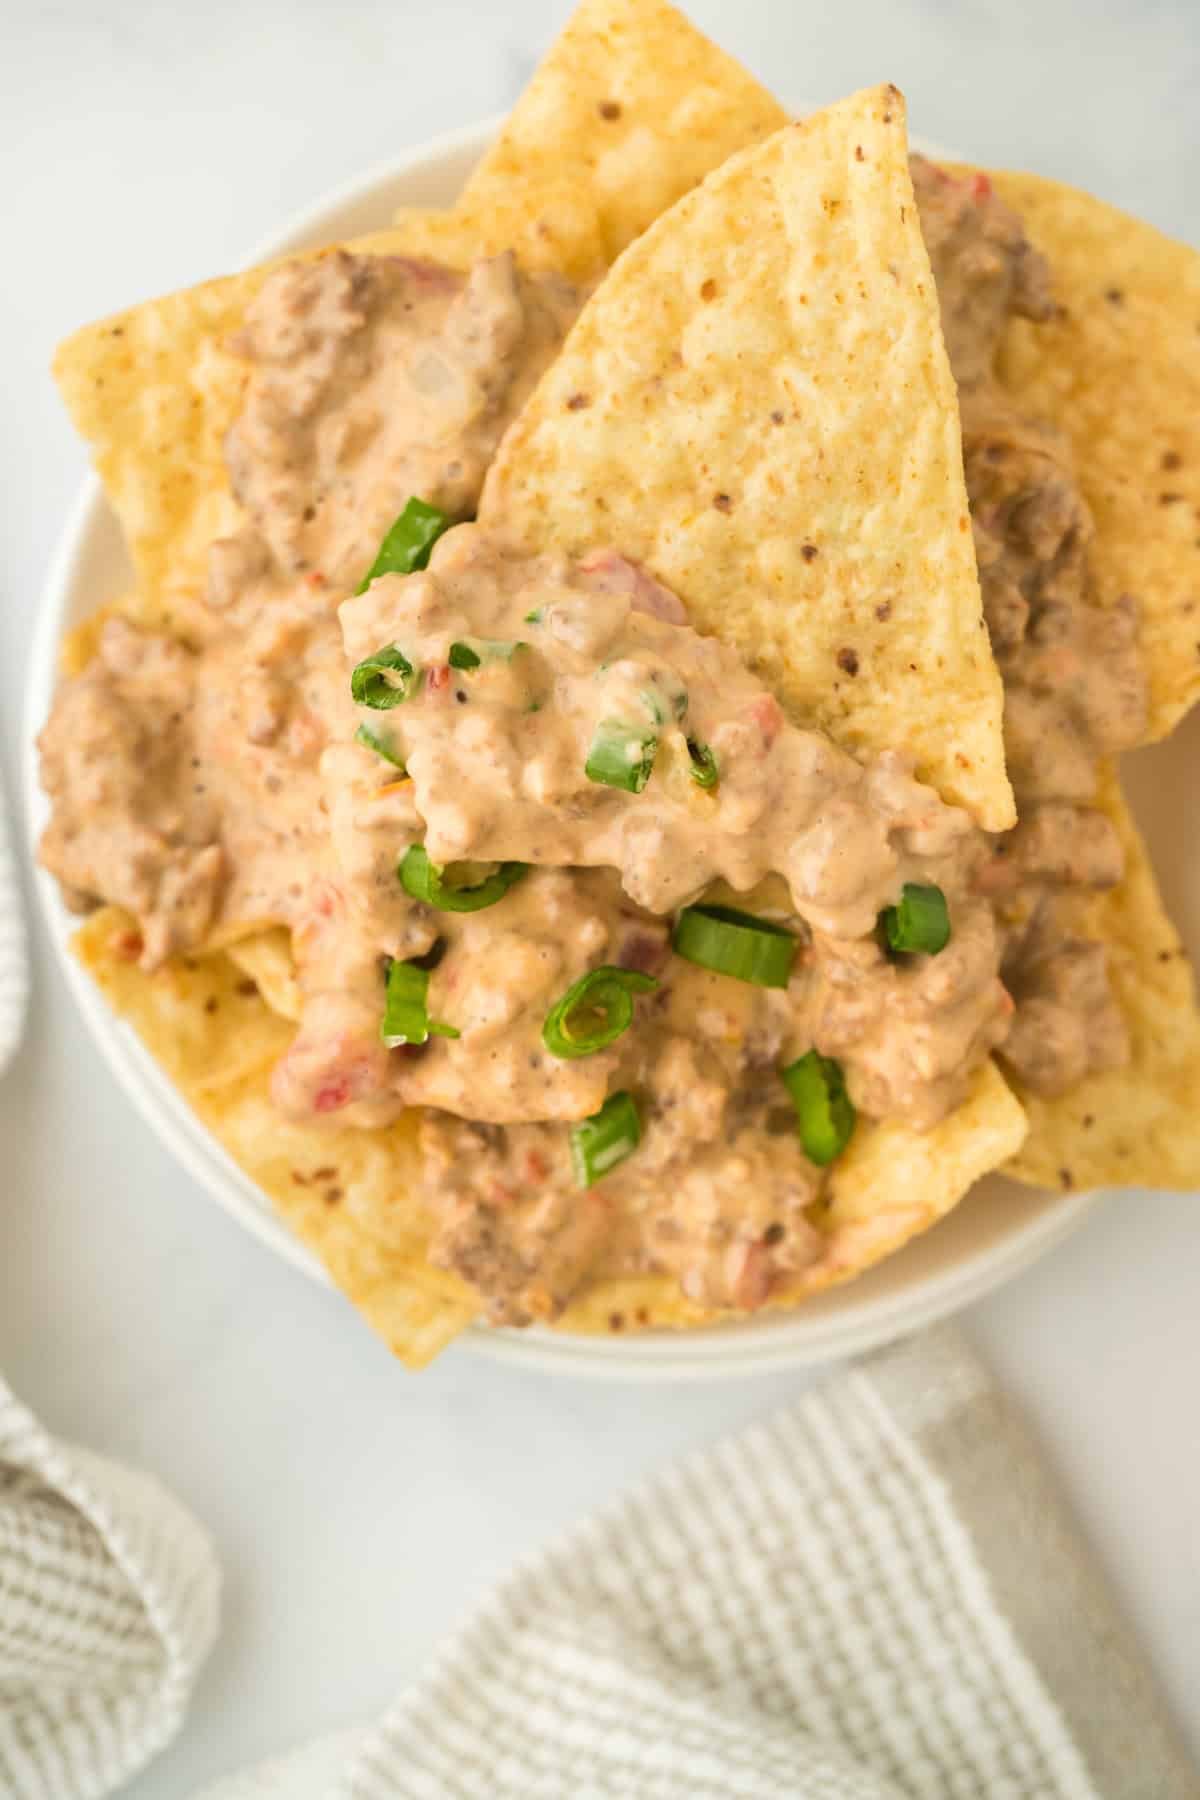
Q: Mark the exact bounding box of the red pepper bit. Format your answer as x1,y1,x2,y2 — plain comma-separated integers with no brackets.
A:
971,172,993,202
747,693,783,747
313,1077,352,1114
427,664,450,694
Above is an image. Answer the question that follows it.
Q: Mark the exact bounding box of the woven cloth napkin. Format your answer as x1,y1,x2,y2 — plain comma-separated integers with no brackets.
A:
194,1325,1195,1800
0,1380,220,1799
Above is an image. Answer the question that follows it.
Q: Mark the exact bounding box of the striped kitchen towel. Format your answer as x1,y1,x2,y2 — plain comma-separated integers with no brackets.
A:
0,1380,220,1800
197,1326,1196,1800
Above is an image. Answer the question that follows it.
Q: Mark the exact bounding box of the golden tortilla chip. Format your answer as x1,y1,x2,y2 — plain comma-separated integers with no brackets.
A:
224,929,304,1022
456,0,787,266
484,88,1015,831
560,1059,1027,1331
73,908,476,1367
53,265,272,631
384,193,605,282
49,202,599,638
1005,766,1200,1194
980,170,1200,742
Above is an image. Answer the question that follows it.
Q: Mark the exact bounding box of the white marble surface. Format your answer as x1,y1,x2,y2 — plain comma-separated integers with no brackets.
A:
2,2,1198,1793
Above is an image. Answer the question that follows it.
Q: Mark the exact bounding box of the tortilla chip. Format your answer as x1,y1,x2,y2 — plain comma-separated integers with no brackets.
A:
457,0,787,266
1005,767,1200,1194
387,192,605,281
224,929,304,1023
49,200,597,639
73,908,476,1367
981,170,1200,742
53,266,271,632
484,89,1015,830
560,1060,1027,1331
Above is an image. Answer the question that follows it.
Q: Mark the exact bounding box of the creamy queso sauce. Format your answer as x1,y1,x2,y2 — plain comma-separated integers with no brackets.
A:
911,159,1147,1093
41,251,579,960
40,177,1149,1325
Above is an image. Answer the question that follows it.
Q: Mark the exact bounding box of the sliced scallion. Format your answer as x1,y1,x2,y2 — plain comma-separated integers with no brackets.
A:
585,720,658,793
880,883,951,956
448,638,527,671
686,739,718,789
380,959,460,1047
351,644,418,710
398,845,527,914
354,723,406,770
672,904,796,988
543,967,658,1059
780,1050,856,1166
355,497,452,594
570,1091,642,1187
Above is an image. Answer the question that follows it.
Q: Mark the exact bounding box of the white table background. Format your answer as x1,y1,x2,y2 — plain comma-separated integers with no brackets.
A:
2,2,1198,1792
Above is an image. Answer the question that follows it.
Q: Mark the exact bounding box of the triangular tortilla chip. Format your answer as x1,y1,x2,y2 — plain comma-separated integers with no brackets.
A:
49,205,603,636
456,0,787,266
387,187,605,281
558,1059,1027,1331
1004,764,1200,1194
977,170,1200,743
484,87,1014,830
72,908,477,1368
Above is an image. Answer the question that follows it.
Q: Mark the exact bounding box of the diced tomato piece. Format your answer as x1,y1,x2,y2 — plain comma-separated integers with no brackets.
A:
729,1241,775,1311
972,172,993,202
313,1077,353,1114
747,693,783,747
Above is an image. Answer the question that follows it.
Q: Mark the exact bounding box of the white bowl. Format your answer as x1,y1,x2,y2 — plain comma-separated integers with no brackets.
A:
30,115,1193,1379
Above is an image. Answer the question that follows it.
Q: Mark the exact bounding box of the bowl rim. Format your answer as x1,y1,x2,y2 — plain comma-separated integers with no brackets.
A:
23,113,1096,1379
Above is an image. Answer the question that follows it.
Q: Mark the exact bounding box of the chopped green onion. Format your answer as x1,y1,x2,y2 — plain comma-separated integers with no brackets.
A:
543,966,658,1059
398,845,528,913
354,723,406,770
570,1091,642,1187
781,1050,856,1166
523,607,545,624
585,720,658,793
672,904,796,988
880,883,951,956
448,638,527,671
351,644,418,710
686,739,719,789
380,959,460,1047
355,497,452,594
